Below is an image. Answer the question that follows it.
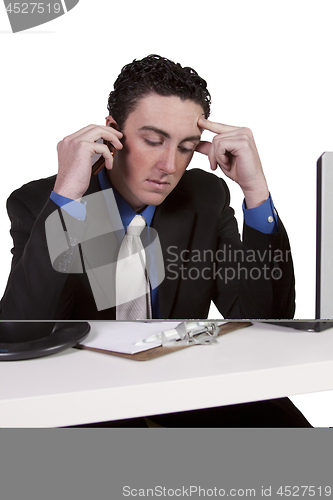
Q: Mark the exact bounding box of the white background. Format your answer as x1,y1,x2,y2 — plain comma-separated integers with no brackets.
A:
0,0,332,426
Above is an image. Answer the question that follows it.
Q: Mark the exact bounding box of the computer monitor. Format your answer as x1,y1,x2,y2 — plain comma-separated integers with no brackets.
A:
316,152,333,319
266,152,333,332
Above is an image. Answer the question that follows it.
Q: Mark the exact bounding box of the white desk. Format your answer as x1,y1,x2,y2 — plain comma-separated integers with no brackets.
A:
1,321,333,427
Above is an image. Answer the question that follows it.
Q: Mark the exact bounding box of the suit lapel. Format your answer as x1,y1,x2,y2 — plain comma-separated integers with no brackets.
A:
152,200,195,319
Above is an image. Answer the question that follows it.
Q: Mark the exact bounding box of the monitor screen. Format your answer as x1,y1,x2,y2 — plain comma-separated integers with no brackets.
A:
316,152,333,319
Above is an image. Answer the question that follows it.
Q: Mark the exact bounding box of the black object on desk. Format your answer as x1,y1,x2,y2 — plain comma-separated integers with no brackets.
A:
265,320,333,332
0,322,90,361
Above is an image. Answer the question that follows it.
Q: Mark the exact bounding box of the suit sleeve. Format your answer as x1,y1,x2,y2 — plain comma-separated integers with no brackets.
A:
212,180,295,319
0,192,85,319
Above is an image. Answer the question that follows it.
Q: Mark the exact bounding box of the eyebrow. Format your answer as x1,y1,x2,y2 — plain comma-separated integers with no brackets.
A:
139,126,201,143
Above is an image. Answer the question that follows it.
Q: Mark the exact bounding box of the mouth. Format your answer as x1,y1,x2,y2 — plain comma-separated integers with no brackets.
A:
146,179,170,191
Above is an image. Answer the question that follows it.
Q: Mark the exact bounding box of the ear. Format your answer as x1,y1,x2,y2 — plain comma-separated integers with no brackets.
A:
105,115,119,129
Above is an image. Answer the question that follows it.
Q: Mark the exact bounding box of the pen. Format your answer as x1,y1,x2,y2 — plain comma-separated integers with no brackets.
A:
135,327,180,345
135,322,211,346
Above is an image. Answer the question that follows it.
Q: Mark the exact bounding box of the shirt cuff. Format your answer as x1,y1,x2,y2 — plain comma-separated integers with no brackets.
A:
242,194,278,234
50,191,87,221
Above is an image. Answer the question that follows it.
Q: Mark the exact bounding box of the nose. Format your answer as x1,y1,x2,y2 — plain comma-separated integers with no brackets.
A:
157,147,177,174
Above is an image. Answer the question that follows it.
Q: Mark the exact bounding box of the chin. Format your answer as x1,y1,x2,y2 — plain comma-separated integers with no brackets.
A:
135,190,169,208
144,192,170,207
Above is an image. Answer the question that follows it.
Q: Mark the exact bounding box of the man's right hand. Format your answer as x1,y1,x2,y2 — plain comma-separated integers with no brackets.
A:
53,124,123,200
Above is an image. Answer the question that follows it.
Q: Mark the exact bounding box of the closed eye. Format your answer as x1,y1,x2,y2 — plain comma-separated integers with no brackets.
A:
144,139,162,147
144,138,195,153
178,146,194,153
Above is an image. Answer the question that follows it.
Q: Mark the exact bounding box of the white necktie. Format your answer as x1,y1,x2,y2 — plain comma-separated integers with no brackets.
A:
116,215,152,319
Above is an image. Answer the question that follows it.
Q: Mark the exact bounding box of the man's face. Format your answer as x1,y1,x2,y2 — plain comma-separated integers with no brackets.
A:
107,93,204,211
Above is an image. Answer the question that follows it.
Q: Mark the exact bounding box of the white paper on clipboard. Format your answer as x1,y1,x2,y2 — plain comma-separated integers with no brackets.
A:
79,322,182,355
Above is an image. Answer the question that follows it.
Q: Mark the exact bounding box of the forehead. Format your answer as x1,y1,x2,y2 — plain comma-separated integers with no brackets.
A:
124,93,205,136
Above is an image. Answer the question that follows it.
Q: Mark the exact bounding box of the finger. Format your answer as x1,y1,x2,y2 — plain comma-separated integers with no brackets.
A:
88,141,113,158
213,135,254,159
90,128,123,150
91,142,115,173
218,152,235,172
195,140,211,156
208,140,218,171
195,140,217,170
91,126,124,146
198,117,238,135
102,132,123,150
94,123,123,137
104,152,115,171
64,124,123,144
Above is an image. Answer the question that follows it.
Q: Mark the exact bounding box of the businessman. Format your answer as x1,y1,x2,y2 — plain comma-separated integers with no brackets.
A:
0,54,310,427
1,54,294,321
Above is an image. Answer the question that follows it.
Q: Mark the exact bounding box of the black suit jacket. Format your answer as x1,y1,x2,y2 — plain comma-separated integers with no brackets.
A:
0,169,295,320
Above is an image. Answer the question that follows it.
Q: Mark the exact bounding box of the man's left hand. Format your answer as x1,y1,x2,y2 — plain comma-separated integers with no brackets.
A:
196,118,269,209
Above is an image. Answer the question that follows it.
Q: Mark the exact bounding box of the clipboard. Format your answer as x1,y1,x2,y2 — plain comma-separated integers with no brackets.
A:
74,321,252,361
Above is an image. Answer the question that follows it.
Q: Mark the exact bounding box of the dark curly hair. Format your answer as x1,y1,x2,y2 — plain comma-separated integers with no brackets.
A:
107,55,211,129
